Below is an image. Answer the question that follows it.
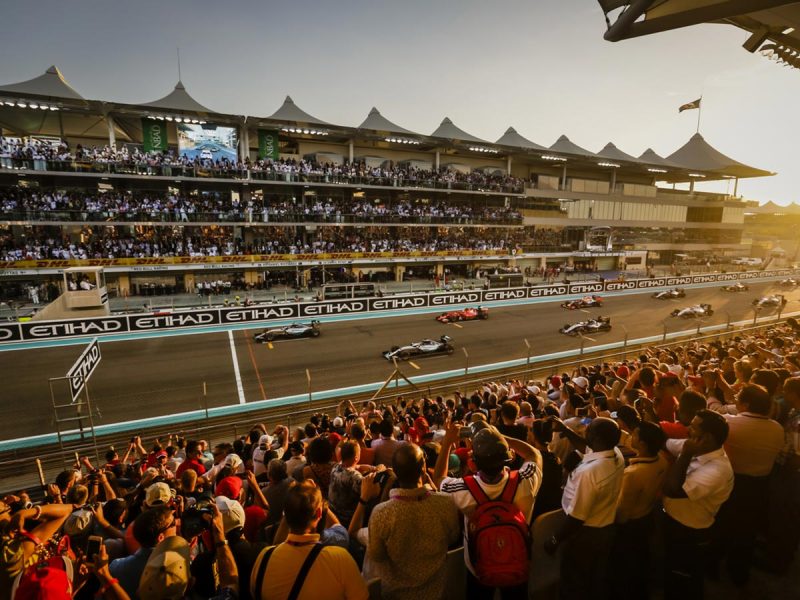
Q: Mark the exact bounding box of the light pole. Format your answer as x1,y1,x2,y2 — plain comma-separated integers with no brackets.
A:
524,338,531,377
462,347,469,375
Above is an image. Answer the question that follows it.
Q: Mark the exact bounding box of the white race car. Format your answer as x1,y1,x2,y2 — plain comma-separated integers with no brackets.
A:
780,279,798,288
671,304,714,318
721,282,749,293
382,335,454,360
752,295,787,310
559,316,612,336
652,288,686,300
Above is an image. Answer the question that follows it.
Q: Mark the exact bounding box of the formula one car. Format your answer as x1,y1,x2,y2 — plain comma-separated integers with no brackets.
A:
671,304,714,318
559,316,612,336
780,278,799,288
254,321,320,343
561,295,603,310
383,335,454,360
436,306,489,323
652,288,686,300
752,294,787,310
721,282,749,292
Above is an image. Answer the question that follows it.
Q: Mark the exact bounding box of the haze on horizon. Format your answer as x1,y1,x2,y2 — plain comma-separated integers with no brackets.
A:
0,0,795,205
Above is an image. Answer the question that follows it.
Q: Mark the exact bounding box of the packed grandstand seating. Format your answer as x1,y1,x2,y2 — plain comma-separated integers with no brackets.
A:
0,225,531,261
0,137,527,192
0,188,523,225
3,321,798,599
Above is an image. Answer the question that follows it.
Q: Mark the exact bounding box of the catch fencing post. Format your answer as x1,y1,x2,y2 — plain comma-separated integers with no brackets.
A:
463,347,469,376
524,339,531,377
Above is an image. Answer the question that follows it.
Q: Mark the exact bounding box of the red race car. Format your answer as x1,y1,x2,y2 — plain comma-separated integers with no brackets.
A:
436,306,489,323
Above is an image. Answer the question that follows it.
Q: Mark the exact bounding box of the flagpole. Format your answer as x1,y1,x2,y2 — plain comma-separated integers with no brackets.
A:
696,95,703,134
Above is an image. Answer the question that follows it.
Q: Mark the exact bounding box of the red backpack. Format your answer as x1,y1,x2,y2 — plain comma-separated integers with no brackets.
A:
464,470,531,587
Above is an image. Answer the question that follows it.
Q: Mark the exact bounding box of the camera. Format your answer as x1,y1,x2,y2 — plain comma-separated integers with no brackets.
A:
181,498,215,539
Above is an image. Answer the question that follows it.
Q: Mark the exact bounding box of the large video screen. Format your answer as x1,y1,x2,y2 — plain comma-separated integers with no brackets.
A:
177,123,238,162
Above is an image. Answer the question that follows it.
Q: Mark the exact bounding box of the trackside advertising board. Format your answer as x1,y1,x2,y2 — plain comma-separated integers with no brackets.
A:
1,269,796,343
66,338,101,401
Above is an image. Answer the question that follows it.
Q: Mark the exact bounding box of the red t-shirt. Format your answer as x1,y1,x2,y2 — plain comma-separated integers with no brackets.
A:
660,420,688,439
654,396,678,422
176,458,206,477
357,446,375,466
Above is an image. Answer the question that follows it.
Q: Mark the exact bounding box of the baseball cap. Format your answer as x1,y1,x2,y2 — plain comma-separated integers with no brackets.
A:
616,365,630,379
526,385,541,395
137,536,191,600
214,476,243,500
11,556,73,600
63,508,93,537
145,482,174,507
155,450,167,460
471,426,513,464
332,417,344,428
257,434,273,448
572,376,589,390
215,496,246,533
224,454,243,472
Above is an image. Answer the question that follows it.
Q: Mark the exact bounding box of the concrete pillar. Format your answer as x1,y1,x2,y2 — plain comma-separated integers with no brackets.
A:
434,263,444,277
506,155,512,174
117,273,130,297
349,140,354,163
242,126,250,162
107,114,116,149
435,151,440,170
610,168,616,193
539,256,547,270
395,265,406,282
733,177,739,197
561,164,567,189
689,180,695,193
244,270,259,286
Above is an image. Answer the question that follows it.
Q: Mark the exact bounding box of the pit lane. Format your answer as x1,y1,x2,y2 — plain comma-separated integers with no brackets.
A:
0,280,793,442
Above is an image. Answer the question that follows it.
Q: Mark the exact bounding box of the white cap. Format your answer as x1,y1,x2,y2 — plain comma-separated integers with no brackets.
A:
572,376,589,390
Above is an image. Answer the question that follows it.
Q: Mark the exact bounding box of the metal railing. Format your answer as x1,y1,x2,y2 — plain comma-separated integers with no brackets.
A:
0,159,526,194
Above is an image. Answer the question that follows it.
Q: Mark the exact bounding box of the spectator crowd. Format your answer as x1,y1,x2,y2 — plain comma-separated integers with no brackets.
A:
0,137,527,193
0,226,527,262
0,188,522,225
2,319,800,599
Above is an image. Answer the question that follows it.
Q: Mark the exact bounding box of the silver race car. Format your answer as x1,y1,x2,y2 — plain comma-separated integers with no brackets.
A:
559,316,612,336
254,321,321,343
383,335,454,360
652,288,686,300
752,294,787,310
671,304,714,318
721,282,749,292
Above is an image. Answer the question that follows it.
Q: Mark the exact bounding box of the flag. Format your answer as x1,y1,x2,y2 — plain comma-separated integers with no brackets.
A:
679,98,701,113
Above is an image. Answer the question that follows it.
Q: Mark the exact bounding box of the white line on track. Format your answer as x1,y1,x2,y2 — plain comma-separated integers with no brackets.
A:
228,330,246,404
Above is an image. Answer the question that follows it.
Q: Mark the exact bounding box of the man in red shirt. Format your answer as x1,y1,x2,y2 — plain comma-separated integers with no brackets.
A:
175,440,206,477
658,391,707,439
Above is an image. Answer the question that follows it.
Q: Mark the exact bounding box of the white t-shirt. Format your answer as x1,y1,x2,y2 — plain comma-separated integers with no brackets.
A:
440,461,541,575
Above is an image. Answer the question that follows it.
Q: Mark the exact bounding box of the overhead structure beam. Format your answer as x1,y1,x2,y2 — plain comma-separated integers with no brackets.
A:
604,0,794,41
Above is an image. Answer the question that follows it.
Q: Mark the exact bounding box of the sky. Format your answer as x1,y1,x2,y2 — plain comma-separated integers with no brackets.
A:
0,0,796,205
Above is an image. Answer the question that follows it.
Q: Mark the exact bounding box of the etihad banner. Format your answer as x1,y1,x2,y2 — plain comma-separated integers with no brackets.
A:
2,268,799,343
258,130,280,160
142,119,169,153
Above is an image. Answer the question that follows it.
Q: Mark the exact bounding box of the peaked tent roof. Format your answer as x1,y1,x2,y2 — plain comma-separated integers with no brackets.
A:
266,95,330,126
495,127,547,151
430,117,489,144
638,148,681,169
357,107,419,136
0,66,85,102
596,142,640,163
141,81,212,113
549,134,596,157
666,133,773,178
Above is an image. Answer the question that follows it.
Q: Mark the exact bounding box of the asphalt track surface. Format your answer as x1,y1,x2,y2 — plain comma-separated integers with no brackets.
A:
0,280,795,441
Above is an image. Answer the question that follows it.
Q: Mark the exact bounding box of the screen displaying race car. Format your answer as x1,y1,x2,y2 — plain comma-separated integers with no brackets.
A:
752,294,787,309
721,282,749,292
670,304,714,318
561,295,603,310
383,335,454,360
436,306,489,323
559,316,612,335
652,288,686,300
253,321,320,343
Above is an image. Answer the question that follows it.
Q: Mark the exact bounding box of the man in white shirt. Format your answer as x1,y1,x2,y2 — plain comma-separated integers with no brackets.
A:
544,417,625,600
715,383,784,587
663,409,734,600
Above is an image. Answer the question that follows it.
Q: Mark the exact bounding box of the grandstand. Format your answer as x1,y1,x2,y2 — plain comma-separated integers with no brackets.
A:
0,66,773,303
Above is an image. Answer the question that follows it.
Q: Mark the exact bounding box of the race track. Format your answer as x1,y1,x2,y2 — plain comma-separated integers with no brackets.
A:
0,280,794,441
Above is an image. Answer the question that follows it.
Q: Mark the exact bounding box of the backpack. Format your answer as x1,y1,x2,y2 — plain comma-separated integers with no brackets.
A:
464,470,531,587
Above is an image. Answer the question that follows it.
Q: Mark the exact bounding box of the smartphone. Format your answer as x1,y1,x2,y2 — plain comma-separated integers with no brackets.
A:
85,535,103,564
374,471,390,486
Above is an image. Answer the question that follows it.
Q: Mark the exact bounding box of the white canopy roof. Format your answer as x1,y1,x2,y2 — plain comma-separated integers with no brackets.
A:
141,81,212,113
266,96,330,125
430,117,489,144
0,66,85,102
